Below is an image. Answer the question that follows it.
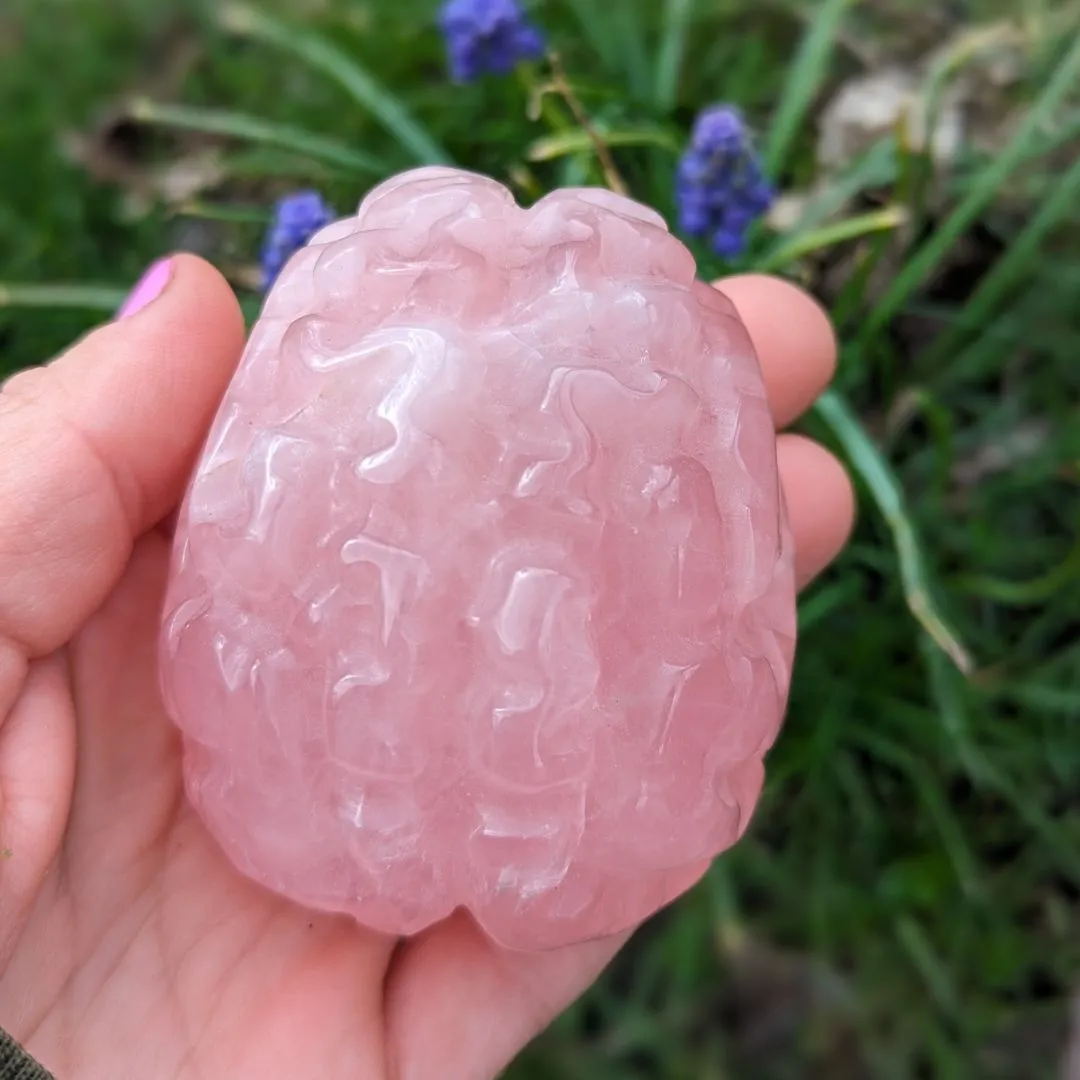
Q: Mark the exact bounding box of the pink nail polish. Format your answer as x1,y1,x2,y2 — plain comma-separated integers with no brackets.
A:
117,258,174,320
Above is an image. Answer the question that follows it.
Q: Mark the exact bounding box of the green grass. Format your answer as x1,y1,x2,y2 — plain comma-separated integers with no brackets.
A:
3,0,1079,1075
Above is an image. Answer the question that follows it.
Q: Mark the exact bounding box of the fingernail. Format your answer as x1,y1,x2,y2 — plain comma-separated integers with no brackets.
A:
116,258,174,320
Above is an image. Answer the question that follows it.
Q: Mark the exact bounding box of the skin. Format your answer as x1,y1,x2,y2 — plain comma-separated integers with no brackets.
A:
0,255,854,1080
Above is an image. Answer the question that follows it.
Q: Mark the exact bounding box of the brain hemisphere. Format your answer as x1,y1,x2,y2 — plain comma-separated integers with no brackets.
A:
160,167,796,950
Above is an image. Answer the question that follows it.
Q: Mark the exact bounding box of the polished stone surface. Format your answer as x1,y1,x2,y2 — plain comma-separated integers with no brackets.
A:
159,168,796,949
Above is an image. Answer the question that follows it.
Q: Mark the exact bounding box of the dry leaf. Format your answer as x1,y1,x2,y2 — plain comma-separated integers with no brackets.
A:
61,113,227,220
766,191,814,233
818,67,965,173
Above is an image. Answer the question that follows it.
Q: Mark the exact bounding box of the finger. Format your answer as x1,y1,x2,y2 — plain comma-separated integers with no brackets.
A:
0,653,75,967
778,434,857,588
64,534,183,849
0,255,243,673
715,274,838,428
385,913,627,1080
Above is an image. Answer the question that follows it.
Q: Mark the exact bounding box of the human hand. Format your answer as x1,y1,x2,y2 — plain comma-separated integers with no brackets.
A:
0,255,853,1080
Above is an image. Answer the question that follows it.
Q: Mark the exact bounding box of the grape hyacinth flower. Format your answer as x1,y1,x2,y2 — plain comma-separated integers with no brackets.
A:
439,0,546,83
676,105,774,260
260,191,335,291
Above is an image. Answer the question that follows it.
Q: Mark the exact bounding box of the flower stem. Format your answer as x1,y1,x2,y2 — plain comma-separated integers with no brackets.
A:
544,52,629,197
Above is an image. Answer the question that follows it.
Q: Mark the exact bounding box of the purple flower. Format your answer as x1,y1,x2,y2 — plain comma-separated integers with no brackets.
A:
675,105,774,260
260,191,335,291
439,0,546,83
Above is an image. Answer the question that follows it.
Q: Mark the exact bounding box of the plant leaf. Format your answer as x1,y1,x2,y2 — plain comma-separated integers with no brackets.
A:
758,205,908,272
561,0,622,78
220,2,450,165
925,149,1080,371
527,125,681,162
862,33,1080,342
813,388,974,674
654,0,696,113
0,283,128,310
130,99,388,175
765,0,856,176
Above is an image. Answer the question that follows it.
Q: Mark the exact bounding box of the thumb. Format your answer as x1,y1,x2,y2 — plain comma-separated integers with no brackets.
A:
0,254,244,705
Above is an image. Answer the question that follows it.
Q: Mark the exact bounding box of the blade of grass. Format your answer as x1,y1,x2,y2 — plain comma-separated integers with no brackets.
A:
997,681,1080,715
0,283,127,310
654,0,696,113
832,234,899,338
611,2,652,102
830,120,922,349
852,727,981,900
918,22,1025,179
220,2,450,165
884,387,955,498
223,148,353,180
527,125,681,162
813,388,973,674
919,300,1020,390
924,642,1080,886
175,201,270,224
924,13,1080,137
921,639,987,783
764,0,857,176
130,99,388,175
763,139,897,251
924,150,1080,370
895,915,959,1017
955,539,1080,605
797,576,863,631
861,34,1080,343
944,266,1080,388
757,205,908,272
561,0,622,78
706,857,739,913
0,282,264,321
557,154,594,187
946,107,1080,197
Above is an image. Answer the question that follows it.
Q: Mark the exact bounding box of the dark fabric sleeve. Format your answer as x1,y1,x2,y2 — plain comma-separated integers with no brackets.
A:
0,1029,54,1080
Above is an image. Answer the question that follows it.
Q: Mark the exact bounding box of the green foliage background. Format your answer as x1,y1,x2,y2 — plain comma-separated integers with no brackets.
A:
2,1,1079,1075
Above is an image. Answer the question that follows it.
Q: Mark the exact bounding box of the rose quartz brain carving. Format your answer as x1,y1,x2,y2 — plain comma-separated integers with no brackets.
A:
160,167,796,950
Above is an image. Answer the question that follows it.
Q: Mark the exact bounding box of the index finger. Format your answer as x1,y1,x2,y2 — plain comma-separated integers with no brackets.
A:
716,273,838,428
0,255,243,668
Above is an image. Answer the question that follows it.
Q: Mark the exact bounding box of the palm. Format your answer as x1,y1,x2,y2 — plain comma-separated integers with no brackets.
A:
2,534,389,1077
0,259,852,1080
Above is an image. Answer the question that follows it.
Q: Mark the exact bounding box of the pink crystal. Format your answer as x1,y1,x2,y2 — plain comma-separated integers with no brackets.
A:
159,167,796,950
